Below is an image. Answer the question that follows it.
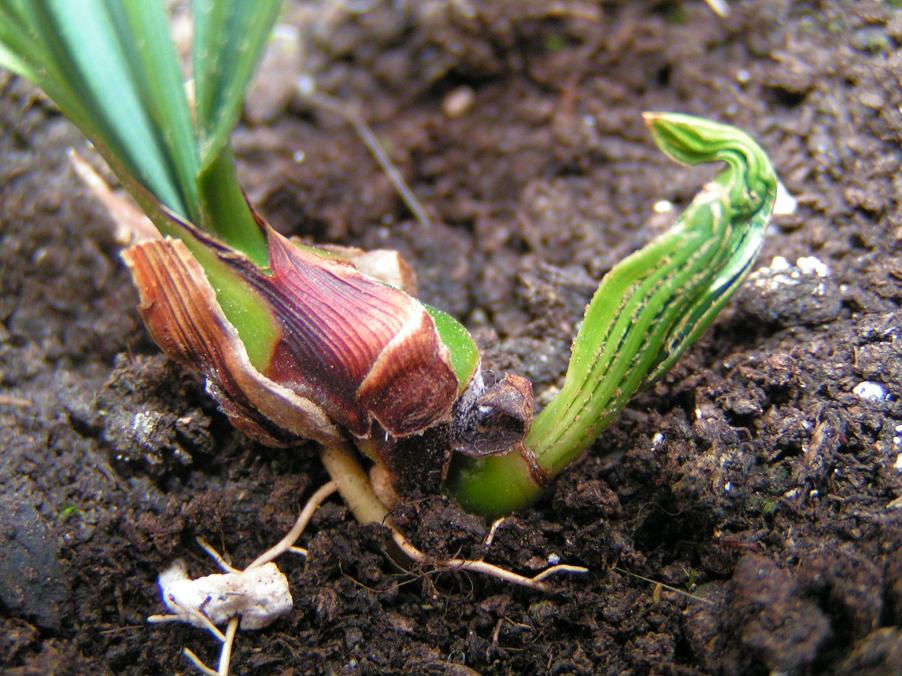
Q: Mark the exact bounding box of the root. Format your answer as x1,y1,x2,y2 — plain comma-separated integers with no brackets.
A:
152,446,587,675
390,529,587,593
246,481,337,569
320,443,588,592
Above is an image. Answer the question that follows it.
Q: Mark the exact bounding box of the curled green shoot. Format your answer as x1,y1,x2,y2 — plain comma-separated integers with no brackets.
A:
448,113,777,517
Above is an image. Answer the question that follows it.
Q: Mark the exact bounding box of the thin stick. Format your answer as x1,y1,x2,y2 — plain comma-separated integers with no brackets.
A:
298,84,435,230
0,394,33,408
613,567,714,605
245,480,338,570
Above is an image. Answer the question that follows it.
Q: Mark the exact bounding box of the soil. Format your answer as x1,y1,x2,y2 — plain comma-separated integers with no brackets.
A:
1,1,901,674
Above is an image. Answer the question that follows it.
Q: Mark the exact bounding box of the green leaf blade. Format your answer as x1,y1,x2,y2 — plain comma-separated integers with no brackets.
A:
191,0,281,266
193,0,280,169
0,0,199,220
103,0,200,221
530,113,777,473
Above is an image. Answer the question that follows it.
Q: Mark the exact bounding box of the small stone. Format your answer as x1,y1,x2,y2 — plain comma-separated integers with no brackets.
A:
0,493,66,630
738,255,841,327
653,200,674,214
158,559,292,630
442,86,476,119
852,381,886,403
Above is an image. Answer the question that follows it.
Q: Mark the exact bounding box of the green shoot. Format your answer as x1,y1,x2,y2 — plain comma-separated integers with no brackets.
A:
192,0,280,264
0,0,281,366
0,2,778,525
0,0,276,266
447,114,777,516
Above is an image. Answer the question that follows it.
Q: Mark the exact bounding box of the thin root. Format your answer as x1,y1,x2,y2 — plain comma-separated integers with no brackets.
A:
147,610,226,643
246,480,337,570
183,648,219,676
217,618,239,676
320,443,588,591
391,529,588,592
196,537,239,574
483,517,508,548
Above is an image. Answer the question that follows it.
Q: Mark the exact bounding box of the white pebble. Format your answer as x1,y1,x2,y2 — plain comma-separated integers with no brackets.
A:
769,256,791,271
852,381,886,403
773,178,798,216
653,200,674,214
796,256,828,278
442,86,476,119
159,560,292,630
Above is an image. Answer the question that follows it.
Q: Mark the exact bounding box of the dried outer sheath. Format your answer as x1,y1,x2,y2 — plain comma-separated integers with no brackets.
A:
123,237,343,447
124,210,483,491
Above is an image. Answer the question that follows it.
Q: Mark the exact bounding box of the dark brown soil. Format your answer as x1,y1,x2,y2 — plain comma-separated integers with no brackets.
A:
2,1,901,673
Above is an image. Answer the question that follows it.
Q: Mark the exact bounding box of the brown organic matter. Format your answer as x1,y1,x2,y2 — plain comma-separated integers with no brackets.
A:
1,1,901,673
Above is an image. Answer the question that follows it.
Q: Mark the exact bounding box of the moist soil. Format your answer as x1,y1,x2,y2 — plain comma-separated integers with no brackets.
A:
2,1,901,673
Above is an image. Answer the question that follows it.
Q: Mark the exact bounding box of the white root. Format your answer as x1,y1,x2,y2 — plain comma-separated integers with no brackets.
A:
320,443,588,593
390,529,588,593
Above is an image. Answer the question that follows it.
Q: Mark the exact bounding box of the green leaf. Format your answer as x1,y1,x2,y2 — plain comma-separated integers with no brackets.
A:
529,113,776,475
0,0,280,265
103,1,200,221
424,304,480,391
193,0,280,170
448,114,777,516
192,0,281,267
0,0,199,220
0,0,281,340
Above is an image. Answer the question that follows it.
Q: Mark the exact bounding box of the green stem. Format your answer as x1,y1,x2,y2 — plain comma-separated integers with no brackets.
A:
447,114,777,517
196,145,269,268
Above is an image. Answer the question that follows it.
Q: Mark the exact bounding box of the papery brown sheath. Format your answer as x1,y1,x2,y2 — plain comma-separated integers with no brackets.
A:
122,212,533,497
